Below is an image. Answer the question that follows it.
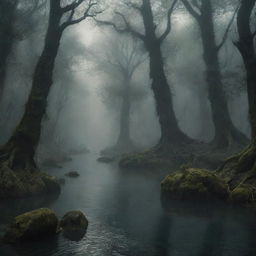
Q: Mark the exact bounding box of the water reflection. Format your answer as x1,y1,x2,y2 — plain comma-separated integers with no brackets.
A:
152,211,172,256
0,235,59,256
1,154,256,256
0,194,59,237
195,216,224,256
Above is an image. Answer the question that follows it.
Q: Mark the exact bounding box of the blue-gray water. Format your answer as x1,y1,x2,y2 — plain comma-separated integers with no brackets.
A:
0,153,256,256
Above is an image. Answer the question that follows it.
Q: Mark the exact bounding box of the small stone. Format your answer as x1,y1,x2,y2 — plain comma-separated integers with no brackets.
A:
60,211,88,241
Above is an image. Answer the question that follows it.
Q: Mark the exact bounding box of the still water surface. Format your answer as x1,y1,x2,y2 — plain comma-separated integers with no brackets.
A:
0,153,256,256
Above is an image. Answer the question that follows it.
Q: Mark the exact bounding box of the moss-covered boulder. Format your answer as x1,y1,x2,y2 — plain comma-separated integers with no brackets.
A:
3,208,58,243
0,164,61,199
60,211,88,241
231,184,256,204
161,168,230,200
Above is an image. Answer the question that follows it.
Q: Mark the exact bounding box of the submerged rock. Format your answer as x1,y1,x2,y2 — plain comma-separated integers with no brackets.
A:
0,164,61,199
60,211,88,241
65,171,80,178
3,208,58,243
56,178,66,185
161,168,230,201
97,156,115,163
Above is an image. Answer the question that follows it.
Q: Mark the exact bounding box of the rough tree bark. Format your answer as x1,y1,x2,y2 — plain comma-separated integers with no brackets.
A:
142,0,191,147
218,0,256,187
0,0,98,171
99,37,145,156
182,0,248,149
98,0,192,152
0,0,17,98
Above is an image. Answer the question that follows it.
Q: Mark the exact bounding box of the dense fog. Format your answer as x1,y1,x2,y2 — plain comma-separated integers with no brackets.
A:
0,0,250,160
1,1,256,255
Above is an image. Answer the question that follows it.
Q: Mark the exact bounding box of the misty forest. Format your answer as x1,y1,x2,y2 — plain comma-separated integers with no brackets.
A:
1,0,256,255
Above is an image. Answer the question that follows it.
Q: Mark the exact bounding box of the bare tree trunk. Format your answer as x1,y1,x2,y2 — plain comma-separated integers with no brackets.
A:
97,0,191,153
219,0,256,186
148,43,190,145
141,0,191,148
236,0,256,139
116,81,133,148
182,0,248,149
0,1,63,171
200,0,247,148
0,0,97,171
0,0,17,98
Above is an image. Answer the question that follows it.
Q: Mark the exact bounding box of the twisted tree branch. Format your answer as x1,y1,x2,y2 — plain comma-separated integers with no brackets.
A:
159,0,178,43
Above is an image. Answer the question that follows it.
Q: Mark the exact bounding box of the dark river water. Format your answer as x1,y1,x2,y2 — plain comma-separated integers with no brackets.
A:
0,153,256,256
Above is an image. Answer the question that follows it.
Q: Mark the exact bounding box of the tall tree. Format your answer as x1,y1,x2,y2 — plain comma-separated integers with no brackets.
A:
181,0,248,149
97,0,192,152
219,0,256,188
0,0,46,99
0,0,100,171
95,36,147,154
0,0,17,97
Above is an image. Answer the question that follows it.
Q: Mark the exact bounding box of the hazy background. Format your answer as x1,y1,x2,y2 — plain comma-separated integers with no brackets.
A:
0,4,249,161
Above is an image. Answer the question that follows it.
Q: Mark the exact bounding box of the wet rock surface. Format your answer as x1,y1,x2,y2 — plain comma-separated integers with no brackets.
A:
3,208,58,243
161,168,230,201
60,211,88,241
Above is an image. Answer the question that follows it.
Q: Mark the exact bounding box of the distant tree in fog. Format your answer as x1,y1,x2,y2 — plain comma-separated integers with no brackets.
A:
97,0,194,153
40,36,88,162
0,0,46,100
181,0,248,149
92,35,148,154
0,0,101,172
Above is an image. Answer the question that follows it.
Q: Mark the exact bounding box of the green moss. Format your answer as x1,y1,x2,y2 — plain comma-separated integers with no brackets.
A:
60,211,88,241
0,164,60,199
161,168,230,200
60,211,88,230
3,208,58,243
231,184,256,203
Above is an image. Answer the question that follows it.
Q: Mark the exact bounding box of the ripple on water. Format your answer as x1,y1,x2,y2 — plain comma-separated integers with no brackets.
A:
1,154,256,256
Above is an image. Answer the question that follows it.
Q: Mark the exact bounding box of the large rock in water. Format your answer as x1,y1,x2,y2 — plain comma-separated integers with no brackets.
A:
0,164,61,199
161,168,229,201
3,208,58,243
60,211,88,241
